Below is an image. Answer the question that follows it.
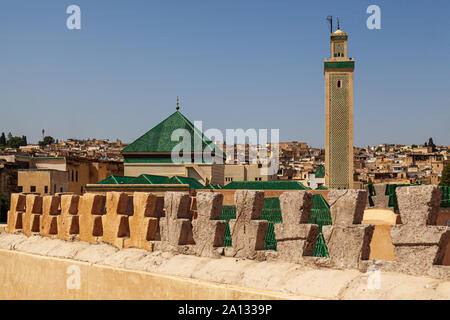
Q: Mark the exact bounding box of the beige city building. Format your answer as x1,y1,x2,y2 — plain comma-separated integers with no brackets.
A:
324,29,354,189
66,158,123,194
17,169,68,195
224,164,278,185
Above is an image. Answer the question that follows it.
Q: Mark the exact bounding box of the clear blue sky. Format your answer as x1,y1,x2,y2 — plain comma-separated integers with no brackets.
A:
1,0,449,147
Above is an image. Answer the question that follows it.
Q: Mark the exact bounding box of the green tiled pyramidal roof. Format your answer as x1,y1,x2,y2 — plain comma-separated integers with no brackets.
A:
223,180,308,190
97,175,135,185
315,165,325,178
122,111,224,157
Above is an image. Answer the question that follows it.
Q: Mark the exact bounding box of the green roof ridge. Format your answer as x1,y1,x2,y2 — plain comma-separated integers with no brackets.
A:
169,176,205,189
122,111,225,157
97,175,135,185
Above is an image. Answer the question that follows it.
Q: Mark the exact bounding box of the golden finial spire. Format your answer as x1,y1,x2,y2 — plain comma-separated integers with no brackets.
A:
176,96,180,111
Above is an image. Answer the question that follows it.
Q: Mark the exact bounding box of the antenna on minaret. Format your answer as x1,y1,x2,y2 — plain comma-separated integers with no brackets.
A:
326,16,333,33
337,17,340,30
176,96,180,111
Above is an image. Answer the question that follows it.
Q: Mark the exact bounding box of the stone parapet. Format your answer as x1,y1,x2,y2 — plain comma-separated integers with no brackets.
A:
5,186,449,278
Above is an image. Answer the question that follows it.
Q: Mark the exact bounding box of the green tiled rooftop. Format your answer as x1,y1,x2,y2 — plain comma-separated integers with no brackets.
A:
96,174,205,189
130,174,171,185
97,175,135,185
205,184,223,190
222,180,308,190
122,111,225,158
169,176,205,189
314,165,325,178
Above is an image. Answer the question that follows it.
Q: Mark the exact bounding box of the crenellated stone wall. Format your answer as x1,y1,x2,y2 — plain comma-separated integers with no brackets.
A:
5,186,450,279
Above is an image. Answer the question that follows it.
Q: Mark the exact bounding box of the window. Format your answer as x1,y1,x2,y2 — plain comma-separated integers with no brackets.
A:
81,186,83,194
258,164,262,168
54,184,57,194
76,171,78,182
60,187,63,193
44,186,48,194
30,186,36,193
71,170,74,182
18,186,23,192
337,80,342,88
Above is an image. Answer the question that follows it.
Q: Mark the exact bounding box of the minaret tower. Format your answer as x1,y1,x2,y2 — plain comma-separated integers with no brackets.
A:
324,27,355,189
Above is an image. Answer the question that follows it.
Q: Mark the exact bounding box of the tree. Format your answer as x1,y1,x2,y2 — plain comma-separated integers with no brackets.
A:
0,132,6,147
39,136,55,147
7,136,27,149
21,135,27,146
441,164,450,186
7,132,12,141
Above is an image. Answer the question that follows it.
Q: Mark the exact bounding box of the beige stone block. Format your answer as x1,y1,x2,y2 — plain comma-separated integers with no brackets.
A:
393,246,441,276
192,192,227,258
323,225,374,269
125,193,159,251
101,192,130,249
396,185,442,226
22,195,42,237
40,196,61,238
328,189,367,226
391,225,449,245
6,194,26,234
230,190,268,259
57,195,80,241
158,192,194,251
78,194,105,244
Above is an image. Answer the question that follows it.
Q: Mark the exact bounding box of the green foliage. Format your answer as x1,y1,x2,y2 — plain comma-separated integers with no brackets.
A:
7,136,27,149
441,164,450,187
0,132,6,147
0,132,27,149
39,136,55,147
